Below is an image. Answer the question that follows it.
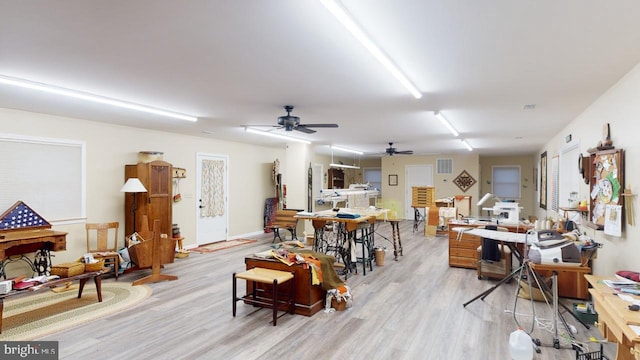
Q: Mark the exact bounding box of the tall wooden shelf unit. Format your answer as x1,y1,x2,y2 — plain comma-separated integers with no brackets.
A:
328,168,345,189
411,186,435,208
125,160,173,237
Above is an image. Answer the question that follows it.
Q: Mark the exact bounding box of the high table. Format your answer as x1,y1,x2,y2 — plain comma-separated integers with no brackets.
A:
296,208,403,271
296,210,373,278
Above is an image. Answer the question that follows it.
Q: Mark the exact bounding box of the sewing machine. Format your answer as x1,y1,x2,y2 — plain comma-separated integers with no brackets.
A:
319,184,379,208
482,201,522,224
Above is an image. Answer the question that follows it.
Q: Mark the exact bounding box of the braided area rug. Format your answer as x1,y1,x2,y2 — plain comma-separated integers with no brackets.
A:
0,281,151,340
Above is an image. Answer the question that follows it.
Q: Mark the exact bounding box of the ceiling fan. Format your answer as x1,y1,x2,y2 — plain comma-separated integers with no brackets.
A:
276,105,338,134
385,142,413,156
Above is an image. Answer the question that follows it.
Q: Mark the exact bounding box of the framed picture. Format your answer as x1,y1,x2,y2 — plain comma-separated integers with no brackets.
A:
388,174,398,186
540,151,547,209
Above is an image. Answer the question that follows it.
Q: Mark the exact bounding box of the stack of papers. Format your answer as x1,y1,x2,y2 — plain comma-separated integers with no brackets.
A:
603,279,638,289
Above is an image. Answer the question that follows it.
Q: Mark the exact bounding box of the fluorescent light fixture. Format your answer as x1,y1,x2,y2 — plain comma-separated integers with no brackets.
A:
461,139,473,151
320,0,422,99
330,145,364,155
434,111,459,137
330,163,360,169
0,75,197,122
245,127,311,144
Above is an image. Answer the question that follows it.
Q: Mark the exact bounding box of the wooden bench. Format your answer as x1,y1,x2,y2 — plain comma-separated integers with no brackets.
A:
0,270,104,333
267,209,300,243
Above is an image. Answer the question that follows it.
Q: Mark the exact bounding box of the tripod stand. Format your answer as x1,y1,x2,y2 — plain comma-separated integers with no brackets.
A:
462,234,584,350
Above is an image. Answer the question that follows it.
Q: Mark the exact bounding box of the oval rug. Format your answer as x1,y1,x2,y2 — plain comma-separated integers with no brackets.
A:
0,281,151,340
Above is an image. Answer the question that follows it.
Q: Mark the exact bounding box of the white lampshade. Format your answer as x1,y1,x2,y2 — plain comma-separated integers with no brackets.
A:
120,178,148,193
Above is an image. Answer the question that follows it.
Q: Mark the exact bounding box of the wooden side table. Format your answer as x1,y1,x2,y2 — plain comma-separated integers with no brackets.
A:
173,236,184,251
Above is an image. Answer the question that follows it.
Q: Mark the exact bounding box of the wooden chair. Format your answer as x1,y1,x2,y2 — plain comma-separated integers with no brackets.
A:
86,222,120,279
267,209,299,243
476,225,511,281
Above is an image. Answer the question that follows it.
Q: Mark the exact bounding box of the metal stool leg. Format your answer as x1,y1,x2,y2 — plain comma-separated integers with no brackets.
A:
232,273,237,317
272,279,278,326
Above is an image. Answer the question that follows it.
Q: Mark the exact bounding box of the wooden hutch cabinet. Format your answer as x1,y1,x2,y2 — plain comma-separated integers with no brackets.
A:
328,168,345,189
124,160,173,237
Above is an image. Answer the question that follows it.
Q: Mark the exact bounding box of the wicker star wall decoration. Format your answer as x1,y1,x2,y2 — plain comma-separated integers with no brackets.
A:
453,170,476,192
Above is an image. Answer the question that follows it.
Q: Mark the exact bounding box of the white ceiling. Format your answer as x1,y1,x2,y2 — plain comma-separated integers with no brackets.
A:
1,1,640,157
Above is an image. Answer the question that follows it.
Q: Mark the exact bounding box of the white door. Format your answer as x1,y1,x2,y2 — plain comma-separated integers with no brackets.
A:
405,165,434,219
196,153,229,245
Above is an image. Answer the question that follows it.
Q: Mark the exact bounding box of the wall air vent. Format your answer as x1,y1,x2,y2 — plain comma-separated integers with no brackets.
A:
437,158,453,175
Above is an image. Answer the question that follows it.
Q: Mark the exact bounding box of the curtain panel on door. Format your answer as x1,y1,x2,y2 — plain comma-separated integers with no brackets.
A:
201,159,225,217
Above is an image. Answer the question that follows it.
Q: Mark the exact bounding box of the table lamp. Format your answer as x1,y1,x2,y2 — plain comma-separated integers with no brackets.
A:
477,193,501,217
120,178,148,233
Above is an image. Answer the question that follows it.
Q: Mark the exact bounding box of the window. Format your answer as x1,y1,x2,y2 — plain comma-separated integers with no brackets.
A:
363,168,382,196
492,166,521,200
0,133,86,224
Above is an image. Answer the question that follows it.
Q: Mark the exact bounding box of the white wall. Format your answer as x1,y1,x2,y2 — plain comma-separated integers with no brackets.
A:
0,107,285,265
536,62,640,276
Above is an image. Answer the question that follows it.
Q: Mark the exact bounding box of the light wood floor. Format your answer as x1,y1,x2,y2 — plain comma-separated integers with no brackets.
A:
42,220,613,359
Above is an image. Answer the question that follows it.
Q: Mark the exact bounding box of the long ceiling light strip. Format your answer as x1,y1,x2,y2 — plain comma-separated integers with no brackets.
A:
245,127,311,144
320,0,422,99
0,75,198,122
461,139,473,151
330,145,364,155
434,111,459,137
329,163,360,169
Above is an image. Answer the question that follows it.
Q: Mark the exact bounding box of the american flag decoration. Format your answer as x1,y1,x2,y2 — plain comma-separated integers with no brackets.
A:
0,201,51,231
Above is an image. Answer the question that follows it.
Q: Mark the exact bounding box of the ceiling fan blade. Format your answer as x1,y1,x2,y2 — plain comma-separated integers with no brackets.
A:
395,150,414,155
300,123,339,128
294,126,316,134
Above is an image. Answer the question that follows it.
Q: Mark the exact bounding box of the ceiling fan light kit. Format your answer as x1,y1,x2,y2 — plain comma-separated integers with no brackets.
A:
275,105,338,134
0,75,198,122
385,142,413,156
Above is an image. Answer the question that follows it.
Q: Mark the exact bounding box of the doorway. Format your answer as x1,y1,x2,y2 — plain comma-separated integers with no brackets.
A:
195,153,229,245
404,165,434,219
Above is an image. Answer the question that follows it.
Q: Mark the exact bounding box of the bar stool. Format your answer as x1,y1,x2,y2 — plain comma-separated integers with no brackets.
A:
232,267,295,326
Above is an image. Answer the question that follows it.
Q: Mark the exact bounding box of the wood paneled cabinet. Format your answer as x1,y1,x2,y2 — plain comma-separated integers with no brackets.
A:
328,168,344,189
530,263,590,300
447,221,529,269
412,186,435,208
125,161,173,237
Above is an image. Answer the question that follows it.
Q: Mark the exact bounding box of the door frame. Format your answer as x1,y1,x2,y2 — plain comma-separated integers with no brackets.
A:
404,164,434,219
